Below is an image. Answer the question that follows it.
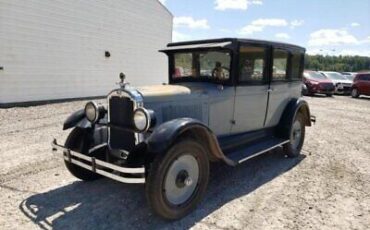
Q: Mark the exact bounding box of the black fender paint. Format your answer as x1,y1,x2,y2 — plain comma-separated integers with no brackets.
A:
63,109,91,130
145,118,235,166
277,98,312,139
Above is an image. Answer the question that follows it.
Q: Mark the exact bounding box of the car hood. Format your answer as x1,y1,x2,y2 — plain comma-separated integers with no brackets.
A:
306,78,333,84
138,84,191,98
330,79,352,84
137,83,208,102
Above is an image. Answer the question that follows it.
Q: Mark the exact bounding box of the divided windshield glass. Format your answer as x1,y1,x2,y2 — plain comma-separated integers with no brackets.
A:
172,50,231,82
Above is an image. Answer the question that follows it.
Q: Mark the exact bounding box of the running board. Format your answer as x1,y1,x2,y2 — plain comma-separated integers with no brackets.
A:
225,137,289,164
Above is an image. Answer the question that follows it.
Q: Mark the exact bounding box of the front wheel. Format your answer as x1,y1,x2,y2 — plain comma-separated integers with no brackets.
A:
351,88,359,98
283,113,305,158
146,139,209,220
326,93,333,97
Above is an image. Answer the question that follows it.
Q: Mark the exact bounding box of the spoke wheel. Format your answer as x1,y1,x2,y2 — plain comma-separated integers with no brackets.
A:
283,113,305,158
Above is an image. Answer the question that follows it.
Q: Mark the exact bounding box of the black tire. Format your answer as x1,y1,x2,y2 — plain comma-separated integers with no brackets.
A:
351,88,359,98
64,128,102,181
326,93,333,97
283,113,305,158
146,139,209,220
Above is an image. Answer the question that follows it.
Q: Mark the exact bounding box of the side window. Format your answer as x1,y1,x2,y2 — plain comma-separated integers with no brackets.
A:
272,49,288,81
291,52,303,80
239,46,266,83
174,53,193,78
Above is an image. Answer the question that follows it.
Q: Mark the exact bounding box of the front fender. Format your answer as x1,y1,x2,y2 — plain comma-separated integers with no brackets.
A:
145,118,235,165
63,109,92,130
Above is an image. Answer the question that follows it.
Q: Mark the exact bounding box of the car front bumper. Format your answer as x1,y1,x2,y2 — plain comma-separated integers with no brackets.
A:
51,139,145,184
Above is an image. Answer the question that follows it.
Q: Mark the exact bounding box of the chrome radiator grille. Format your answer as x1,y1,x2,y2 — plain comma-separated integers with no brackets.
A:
108,95,135,151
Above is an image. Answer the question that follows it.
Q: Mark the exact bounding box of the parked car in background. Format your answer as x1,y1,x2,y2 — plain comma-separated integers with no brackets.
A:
351,72,370,98
303,70,335,96
341,72,356,82
319,71,352,95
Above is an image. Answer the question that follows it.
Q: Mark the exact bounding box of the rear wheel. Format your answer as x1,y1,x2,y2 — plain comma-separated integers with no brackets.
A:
146,139,209,220
283,113,305,158
326,93,333,97
351,88,359,98
64,128,102,181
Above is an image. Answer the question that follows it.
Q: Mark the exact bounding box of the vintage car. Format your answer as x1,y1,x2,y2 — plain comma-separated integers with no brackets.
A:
52,38,314,220
303,70,335,96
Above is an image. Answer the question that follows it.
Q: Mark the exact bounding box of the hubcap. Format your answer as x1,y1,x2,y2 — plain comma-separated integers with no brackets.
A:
164,154,199,205
352,89,357,97
291,120,302,150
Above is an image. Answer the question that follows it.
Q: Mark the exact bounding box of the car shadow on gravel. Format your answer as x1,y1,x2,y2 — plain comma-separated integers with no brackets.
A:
20,148,305,230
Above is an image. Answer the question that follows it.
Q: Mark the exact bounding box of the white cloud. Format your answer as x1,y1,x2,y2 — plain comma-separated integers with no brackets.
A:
308,29,359,46
214,0,262,11
306,48,370,57
251,18,288,27
239,25,264,35
291,20,304,28
172,31,191,42
351,22,360,27
173,17,210,29
275,33,290,39
238,18,288,35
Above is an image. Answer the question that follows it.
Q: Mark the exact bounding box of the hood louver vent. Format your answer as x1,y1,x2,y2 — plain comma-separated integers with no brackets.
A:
162,105,203,122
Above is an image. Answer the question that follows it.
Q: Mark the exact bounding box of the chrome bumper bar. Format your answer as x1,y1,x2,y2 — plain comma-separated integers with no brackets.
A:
51,139,145,184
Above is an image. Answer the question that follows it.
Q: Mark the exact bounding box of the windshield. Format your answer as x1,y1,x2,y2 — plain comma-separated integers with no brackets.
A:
345,75,354,81
172,50,231,82
305,71,327,80
324,72,347,80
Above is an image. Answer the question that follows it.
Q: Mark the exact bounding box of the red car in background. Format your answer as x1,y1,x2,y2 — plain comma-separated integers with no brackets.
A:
303,70,335,96
351,72,370,98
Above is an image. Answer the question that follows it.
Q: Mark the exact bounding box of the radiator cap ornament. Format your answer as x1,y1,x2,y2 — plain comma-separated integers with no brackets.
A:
119,72,129,88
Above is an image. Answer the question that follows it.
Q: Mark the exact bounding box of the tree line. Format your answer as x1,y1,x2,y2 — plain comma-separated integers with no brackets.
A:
304,55,370,72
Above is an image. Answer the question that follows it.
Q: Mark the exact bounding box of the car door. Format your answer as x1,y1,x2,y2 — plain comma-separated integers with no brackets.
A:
362,75,370,94
265,48,302,128
231,45,269,134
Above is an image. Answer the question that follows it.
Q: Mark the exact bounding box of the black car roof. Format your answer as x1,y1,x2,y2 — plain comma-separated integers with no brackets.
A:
167,38,305,52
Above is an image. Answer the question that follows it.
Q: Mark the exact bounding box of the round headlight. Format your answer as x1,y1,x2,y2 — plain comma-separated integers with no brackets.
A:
85,101,99,123
133,108,150,132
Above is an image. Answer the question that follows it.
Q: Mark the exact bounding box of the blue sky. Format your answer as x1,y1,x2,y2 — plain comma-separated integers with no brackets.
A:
159,0,370,56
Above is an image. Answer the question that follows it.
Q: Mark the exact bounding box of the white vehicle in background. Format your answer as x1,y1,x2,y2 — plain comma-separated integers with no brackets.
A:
341,72,357,82
319,71,352,95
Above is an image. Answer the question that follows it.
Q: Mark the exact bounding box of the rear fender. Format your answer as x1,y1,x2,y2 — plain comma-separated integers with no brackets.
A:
277,98,312,138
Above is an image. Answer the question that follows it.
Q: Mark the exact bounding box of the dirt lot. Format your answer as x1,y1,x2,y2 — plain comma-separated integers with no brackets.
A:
0,95,369,230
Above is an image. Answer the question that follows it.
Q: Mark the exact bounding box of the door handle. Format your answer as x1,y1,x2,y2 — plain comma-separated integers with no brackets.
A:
267,88,273,92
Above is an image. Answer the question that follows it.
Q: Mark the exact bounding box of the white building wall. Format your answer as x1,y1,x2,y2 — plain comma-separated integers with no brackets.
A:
0,0,172,104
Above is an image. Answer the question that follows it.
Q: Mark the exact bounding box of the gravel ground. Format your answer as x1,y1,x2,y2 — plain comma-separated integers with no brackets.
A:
0,95,369,230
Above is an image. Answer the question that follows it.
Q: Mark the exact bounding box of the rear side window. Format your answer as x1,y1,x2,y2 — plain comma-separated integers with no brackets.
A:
239,46,267,83
291,53,303,80
272,49,288,80
360,74,370,81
